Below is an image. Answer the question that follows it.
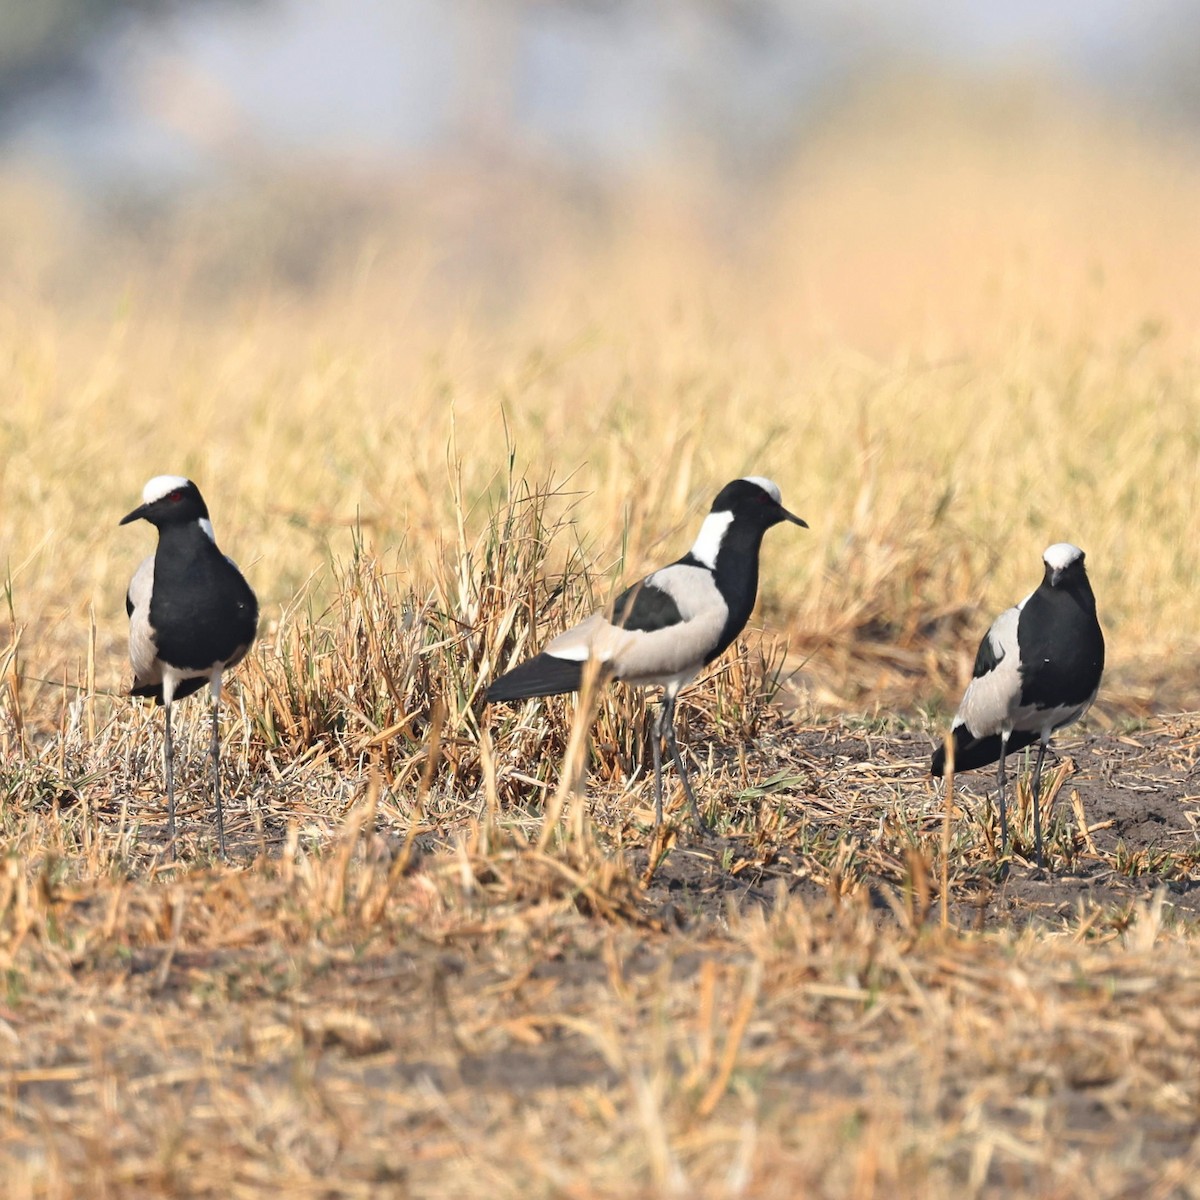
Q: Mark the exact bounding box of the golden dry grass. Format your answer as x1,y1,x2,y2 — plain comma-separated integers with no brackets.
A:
1,87,1200,1196
3,842,1200,1198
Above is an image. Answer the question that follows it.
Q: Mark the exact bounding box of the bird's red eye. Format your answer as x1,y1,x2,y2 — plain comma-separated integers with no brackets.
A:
167,489,185,503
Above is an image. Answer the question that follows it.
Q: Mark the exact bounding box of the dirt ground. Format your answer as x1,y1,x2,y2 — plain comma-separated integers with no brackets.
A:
632,719,1200,933
4,714,1200,1197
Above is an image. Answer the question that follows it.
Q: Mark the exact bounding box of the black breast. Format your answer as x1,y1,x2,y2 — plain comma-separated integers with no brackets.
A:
150,526,258,672
1016,580,1104,709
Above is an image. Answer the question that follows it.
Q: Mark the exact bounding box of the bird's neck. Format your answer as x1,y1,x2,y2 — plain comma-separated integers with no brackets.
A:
1054,576,1098,619
156,521,220,562
688,511,734,569
1076,580,1098,617
710,521,766,632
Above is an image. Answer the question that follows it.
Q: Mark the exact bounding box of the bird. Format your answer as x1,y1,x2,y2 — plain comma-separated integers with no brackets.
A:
122,475,258,859
931,543,1104,867
486,476,807,829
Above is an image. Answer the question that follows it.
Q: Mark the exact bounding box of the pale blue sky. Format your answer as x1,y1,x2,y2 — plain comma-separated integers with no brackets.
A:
7,0,1198,188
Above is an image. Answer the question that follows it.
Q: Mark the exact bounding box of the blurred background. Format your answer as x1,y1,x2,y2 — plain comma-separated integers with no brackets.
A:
3,0,1200,343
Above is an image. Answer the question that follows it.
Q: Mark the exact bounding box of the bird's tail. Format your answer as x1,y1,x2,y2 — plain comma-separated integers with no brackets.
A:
485,653,587,703
930,726,1039,777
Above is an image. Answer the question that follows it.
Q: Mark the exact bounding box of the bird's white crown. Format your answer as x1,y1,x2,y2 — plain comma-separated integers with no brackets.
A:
740,476,782,503
142,475,193,504
1043,543,1084,571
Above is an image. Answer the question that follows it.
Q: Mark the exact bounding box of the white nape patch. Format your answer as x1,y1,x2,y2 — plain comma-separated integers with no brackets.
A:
740,475,782,504
199,518,216,543
689,510,735,569
1043,542,1083,571
142,474,192,504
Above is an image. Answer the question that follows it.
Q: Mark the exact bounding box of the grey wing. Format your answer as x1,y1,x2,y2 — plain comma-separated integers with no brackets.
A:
611,577,685,633
953,604,1022,738
543,564,726,685
612,564,726,682
126,555,161,688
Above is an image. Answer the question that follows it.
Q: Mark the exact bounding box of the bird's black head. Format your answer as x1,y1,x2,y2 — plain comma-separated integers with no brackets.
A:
711,477,807,530
1042,542,1087,588
120,476,211,529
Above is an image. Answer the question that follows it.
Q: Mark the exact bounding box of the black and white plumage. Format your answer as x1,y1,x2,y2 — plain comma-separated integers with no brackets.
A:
486,477,807,829
931,543,1104,866
122,475,258,858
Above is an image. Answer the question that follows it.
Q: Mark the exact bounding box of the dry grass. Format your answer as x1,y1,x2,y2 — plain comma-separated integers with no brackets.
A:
2,811,1200,1198
1,86,1200,1195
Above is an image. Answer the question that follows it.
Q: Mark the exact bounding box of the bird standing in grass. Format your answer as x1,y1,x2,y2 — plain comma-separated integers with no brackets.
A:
486,477,807,830
931,543,1104,867
122,476,258,859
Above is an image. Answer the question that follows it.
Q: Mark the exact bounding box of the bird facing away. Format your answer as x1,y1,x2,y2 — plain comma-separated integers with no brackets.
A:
122,475,258,859
486,477,807,829
931,543,1104,866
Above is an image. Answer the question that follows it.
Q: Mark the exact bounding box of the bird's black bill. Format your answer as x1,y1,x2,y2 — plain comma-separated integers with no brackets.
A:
119,504,149,526
781,506,808,528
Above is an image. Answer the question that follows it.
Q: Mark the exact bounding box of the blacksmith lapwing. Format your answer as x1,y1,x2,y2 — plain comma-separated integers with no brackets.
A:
486,477,807,829
931,543,1104,866
122,476,258,858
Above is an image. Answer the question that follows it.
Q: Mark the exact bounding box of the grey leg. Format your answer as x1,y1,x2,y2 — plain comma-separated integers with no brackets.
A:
996,733,1010,857
652,703,665,827
1030,739,1049,869
663,693,706,832
211,694,226,859
164,701,176,861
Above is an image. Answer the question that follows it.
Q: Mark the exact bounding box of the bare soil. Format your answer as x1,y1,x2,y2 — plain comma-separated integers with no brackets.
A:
4,715,1199,1197
634,719,1200,933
